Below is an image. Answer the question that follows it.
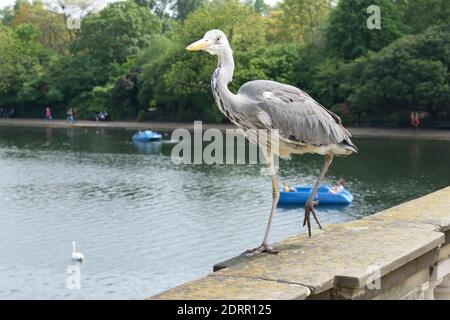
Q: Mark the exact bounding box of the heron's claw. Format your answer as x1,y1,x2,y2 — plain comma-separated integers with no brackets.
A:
303,201,322,237
243,244,278,257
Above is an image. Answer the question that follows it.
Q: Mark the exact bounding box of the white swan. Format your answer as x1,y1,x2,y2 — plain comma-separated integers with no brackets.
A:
71,241,84,262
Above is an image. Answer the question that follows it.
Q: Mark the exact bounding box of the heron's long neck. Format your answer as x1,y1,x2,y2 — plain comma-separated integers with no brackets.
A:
216,48,234,87
212,47,237,115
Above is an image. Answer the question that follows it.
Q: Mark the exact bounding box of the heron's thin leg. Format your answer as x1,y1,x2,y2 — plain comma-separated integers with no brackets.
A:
262,174,279,245
244,157,279,257
303,154,333,237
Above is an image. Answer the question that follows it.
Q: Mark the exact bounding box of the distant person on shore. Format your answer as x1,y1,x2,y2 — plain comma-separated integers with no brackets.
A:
330,179,345,194
96,111,108,121
1,107,9,118
411,111,420,133
3,108,14,119
281,178,295,192
67,108,74,123
73,108,78,122
45,107,52,121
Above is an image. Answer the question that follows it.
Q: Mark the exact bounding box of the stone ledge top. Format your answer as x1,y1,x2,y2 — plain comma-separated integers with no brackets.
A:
213,219,443,295
149,275,311,300
366,187,450,232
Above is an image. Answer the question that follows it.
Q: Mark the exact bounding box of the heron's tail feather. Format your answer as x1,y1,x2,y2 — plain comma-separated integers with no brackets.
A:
341,140,358,153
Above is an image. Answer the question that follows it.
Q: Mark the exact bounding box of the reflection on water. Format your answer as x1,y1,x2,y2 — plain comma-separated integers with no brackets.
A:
0,126,449,299
132,141,163,154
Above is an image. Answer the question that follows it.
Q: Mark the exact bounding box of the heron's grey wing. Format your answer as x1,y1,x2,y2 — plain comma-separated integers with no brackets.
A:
238,80,354,147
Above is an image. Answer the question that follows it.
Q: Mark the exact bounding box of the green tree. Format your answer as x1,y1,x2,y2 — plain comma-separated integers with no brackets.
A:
42,54,115,116
42,0,109,44
0,22,54,115
351,24,450,121
108,66,141,119
74,1,162,65
398,0,450,34
254,0,268,13
36,1,163,120
244,43,300,85
172,0,205,20
11,1,71,54
276,0,331,45
0,25,23,94
137,35,177,120
0,6,15,25
326,0,405,60
134,0,153,7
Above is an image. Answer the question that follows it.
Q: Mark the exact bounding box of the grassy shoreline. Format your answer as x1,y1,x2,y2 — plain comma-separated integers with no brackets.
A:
1,118,449,141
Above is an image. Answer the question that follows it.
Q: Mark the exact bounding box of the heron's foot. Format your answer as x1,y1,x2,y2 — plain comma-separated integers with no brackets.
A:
243,244,278,257
303,201,322,237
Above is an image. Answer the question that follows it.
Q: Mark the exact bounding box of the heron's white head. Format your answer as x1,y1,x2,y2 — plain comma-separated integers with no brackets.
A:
186,30,230,56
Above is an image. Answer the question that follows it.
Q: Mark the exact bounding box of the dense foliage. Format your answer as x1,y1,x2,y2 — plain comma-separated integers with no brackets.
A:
0,0,448,126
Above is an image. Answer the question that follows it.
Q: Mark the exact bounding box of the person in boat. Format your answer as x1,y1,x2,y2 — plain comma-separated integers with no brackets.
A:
281,179,295,192
330,179,345,194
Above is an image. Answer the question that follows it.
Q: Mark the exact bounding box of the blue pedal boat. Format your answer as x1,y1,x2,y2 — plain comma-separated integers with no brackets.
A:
132,130,162,142
279,185,353,205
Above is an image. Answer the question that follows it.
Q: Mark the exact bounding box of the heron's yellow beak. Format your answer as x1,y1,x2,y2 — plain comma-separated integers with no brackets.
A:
186,38,209,51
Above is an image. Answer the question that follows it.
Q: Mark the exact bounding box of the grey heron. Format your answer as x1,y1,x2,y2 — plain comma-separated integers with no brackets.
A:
187,30,357,256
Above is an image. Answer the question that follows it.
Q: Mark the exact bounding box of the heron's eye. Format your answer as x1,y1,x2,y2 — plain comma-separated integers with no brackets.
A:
216,37,221,42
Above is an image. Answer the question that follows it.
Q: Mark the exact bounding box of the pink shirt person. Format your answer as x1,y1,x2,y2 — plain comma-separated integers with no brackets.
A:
45,107,52,120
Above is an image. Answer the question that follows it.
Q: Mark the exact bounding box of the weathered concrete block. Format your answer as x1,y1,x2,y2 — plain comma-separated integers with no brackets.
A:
332,248,438,300
213,219,443,296
367,187,450,235
438,243,450,260
310,269,432,300
435,274,450,300
431,258,450,281
367,269,429,300
148,275,310,300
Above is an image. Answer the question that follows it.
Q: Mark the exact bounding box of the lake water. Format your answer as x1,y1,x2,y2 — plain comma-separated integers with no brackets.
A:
0,126,449,299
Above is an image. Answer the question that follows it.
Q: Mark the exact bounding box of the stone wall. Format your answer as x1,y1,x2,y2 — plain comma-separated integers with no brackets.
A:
150,187,450,300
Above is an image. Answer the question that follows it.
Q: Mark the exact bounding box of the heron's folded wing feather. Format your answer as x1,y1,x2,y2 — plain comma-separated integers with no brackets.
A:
238,80,353,146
